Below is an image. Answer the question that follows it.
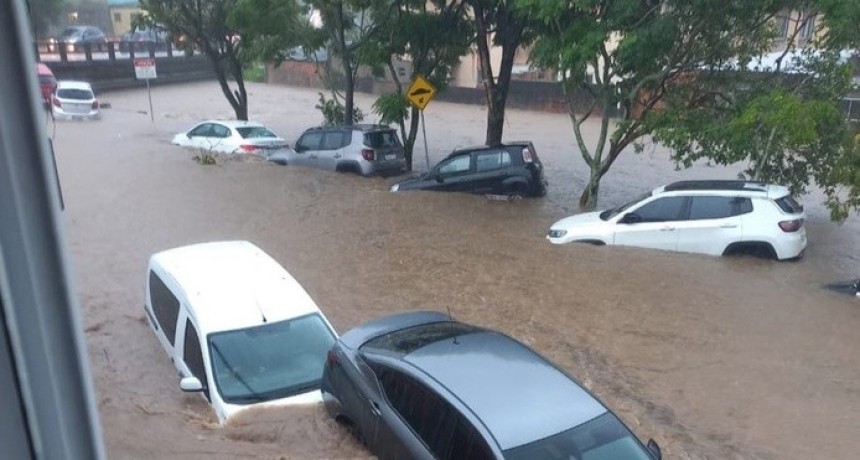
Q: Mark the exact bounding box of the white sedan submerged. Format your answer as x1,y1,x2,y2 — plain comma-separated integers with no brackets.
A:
171,120,291,156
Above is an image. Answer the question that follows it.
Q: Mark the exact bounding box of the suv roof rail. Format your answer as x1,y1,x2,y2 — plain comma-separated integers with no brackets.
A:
663,180,768,192
307,124,392,131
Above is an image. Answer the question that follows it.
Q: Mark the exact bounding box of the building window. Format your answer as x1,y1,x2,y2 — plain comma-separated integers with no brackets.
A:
800,15,816,40
777,16,790,39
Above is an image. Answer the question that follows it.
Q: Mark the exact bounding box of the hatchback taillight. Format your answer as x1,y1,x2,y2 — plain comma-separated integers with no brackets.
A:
91,100,98,109
778,219,804,232
361,149,375,161
239,144,259,153
51,96,61,108
522,147,534,163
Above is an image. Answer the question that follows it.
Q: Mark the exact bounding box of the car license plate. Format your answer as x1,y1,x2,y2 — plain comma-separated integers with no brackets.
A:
385,154,396,160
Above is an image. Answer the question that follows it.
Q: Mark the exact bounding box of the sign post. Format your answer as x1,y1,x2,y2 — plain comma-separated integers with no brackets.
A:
133,58,157,122
405,75,437,171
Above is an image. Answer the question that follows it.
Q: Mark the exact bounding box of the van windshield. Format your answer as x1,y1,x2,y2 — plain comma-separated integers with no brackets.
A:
208,313,336,404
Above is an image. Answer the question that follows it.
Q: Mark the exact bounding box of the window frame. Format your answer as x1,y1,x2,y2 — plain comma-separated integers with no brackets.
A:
182,319,208,391
436,154,472,177
629,196,688,223
296,132,323,152
148,271,180,346
474,149,512,173
687,195,752,220
188,123,214,138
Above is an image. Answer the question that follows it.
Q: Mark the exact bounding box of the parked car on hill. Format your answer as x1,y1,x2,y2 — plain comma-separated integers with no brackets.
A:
51,81,100,120
390,142,547,198
322,311,662,460
47,26,107,53
36,63,56,105
547,180,807,260
268,124,407,176
145,241,339,423
171,120,290,156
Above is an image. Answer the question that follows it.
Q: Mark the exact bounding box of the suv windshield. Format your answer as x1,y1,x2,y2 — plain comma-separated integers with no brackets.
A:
237,127,277,139
364,131,400,148
599,192,652,221
208,313,336,404
504,412,652,460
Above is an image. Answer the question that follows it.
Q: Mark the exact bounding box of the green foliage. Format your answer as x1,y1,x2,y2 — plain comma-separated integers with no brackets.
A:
315,93,364,125
372,93,409,126
244,61,266,82
193,152,217,165
229,0,310,64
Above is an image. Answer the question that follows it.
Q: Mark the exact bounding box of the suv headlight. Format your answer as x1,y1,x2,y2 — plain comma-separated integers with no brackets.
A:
547,229,567,239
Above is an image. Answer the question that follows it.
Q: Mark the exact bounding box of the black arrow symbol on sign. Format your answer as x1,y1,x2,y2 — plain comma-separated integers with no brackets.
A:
410,87,432,104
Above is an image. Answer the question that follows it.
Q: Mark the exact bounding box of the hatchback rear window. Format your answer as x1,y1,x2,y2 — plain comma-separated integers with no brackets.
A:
364,131,401,148
236,127,277,139
774,195,803,214
57,89,93,100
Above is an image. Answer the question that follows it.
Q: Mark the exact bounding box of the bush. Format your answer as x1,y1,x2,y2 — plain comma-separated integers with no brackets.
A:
315,93,364,126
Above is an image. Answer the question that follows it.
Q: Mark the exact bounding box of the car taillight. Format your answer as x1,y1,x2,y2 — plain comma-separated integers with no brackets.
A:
778,219,803,232
91,100,98,109
361,149,375,161
239,144,259,153
51,96,61,108
522,147,534,163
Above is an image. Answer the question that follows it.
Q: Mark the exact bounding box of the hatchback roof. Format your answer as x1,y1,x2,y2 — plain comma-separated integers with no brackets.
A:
56,80,93,91
386,324,608,450
149,241,323,334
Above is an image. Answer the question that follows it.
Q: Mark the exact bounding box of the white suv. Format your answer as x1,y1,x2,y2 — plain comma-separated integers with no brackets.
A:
547,181,807,260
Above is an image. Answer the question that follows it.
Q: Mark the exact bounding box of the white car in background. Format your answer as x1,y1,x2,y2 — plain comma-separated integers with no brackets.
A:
547,180,807,260
171,120,291,156
51,80,99,120
145,240,338,423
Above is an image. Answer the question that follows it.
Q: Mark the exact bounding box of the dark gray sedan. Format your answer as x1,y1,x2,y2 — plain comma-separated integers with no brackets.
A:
321,311,662,460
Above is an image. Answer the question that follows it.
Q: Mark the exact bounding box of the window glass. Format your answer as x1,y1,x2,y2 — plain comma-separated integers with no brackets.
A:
688,196,735,220
297,132,323,151
183,320,207,387
774,195,803,214
188,124,213,137
57,89,93,100
361,322,479,357
504,412,651,460
236,127,277,139
321,132,346,150
211,124,232,138
475,150,511,172
364,131,400,148
371,364,491,460
632,196,686,222
208,313,336,404
437,155,471,176
148,271,180,345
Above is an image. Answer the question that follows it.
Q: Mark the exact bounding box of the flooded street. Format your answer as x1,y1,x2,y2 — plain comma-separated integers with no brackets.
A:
53,81,859,459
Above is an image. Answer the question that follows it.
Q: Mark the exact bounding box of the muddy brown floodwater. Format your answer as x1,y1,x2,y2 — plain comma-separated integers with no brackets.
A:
50,82,859,459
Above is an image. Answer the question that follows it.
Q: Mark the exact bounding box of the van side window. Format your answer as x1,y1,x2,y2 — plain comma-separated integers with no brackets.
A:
183,320,207,389
149,271,180,345
372,364,492,460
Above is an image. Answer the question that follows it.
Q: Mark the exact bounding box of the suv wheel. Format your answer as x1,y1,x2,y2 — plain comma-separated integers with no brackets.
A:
723,242,777,260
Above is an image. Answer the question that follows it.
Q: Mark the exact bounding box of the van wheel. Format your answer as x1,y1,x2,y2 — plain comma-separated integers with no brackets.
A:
507,183,528,199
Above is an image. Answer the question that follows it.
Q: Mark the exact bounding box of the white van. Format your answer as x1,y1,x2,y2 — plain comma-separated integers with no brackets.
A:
144,240,338,423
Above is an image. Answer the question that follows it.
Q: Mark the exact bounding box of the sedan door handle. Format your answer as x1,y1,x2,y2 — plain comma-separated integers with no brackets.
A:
333,153,342,159
719,223,738,228
659,226,675,232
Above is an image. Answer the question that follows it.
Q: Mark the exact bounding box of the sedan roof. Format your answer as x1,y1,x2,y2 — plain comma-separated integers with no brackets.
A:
401,327,607,451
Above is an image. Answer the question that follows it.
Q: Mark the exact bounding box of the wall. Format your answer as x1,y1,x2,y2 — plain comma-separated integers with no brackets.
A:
46,55,215,92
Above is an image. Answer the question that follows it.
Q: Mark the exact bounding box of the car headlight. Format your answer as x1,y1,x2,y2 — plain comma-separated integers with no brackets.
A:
390,183,400,192
547,229,567,239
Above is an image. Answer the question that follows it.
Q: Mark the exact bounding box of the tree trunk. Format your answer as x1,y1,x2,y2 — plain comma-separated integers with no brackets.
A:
486,42,517,146
343,60,355,124
579,169,602,210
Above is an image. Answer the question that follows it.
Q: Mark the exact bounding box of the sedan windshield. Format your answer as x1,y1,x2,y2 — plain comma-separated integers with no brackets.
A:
237,127,278,139
599,192,651,221
208,313,336,404
504,412,652,460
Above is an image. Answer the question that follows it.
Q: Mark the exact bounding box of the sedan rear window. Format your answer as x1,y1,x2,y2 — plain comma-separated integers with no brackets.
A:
361,322,479,357
774,195,803,214
57,89,93,100
364,131,401,148
236,127,277,139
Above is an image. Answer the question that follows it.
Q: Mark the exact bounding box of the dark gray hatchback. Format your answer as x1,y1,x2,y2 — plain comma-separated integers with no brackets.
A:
321,312,662,460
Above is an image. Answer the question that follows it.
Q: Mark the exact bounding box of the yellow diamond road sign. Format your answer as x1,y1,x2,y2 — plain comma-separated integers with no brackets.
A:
406,75,437,111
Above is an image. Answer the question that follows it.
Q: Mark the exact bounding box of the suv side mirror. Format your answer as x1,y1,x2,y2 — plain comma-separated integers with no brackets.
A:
646,439,662,459
620,212,642,224
179,376,204,392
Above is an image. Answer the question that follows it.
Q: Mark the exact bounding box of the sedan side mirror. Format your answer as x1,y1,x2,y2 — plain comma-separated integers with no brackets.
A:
295,145,307,153
647,439,662,460
185,133,191,139
620,212,642,224
179,376,204,392
434,172,444,183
